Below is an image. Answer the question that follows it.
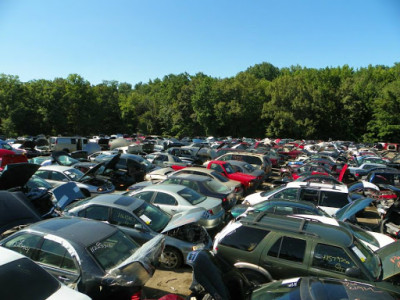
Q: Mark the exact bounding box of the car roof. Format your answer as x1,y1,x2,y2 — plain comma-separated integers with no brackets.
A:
168,173,210,182
142,183,185,193
285,181,348,193
240,212,353,247
84,194,144,211
39,165,75,171
25,217,118,247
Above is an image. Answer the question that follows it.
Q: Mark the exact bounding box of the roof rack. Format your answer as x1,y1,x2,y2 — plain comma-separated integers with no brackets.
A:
241,211,320,238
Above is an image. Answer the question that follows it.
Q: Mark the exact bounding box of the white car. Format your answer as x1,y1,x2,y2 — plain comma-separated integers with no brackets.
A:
243,181,350,216
0,246,90,300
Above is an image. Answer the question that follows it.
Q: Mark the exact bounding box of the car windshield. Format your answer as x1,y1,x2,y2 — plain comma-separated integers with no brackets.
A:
211,171,229,182
89,230,139,271
177,187,206,205
224,163,235,174
57,154,80,166
0,143,13,151
351,238,381,279
26,175,53,190
340,222,380,249
204,179,230,193
243,163,256,172
63,168,84,181
1,257,61,300
133,202,171,232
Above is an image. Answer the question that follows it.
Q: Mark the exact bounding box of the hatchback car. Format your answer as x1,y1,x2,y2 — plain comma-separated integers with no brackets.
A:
0,217,164,300
127,184,225,231
0,246,90,300
63,194,212,269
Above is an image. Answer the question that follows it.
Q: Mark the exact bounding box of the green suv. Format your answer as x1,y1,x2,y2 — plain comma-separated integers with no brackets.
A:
213,212,400,294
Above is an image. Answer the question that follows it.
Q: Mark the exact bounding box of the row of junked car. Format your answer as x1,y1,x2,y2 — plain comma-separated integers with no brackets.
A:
3,139,400,299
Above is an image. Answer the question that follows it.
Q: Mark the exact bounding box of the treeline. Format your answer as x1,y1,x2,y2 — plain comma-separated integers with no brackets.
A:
1,62,399,142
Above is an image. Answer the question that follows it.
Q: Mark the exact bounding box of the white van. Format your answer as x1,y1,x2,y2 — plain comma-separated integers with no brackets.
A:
49,136,88,152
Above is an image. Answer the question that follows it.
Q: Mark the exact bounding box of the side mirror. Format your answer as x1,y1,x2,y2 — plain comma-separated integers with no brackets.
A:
345,267,361,278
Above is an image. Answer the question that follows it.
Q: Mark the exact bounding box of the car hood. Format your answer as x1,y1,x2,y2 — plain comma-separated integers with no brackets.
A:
161,207,205,233
376,242,400,280
52,182,85,210
334,197,374,222
78,163,103,180
102,234,164,287
0,163,40,190
338,163,348,182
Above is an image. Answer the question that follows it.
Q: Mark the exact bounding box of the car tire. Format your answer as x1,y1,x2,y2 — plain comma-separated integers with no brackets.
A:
239,269,270,285
160,247,183,269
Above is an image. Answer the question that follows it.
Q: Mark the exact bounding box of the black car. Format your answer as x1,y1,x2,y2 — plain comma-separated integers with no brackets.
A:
0,217,165,300
94,153,159,190
161,173,238,211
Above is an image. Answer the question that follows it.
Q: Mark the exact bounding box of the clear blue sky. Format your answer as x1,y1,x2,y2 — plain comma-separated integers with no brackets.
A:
1,0,399,85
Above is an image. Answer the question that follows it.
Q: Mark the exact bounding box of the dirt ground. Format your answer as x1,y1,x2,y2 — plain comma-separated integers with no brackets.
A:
143,267,193,299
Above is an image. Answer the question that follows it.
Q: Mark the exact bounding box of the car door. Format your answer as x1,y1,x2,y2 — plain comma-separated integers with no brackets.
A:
35,238,81,287
109,208,155,245
152,191,180,215
308,242,367,281
259,234,309,279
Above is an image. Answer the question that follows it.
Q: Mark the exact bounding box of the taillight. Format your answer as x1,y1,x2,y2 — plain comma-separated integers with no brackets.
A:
208,209,214,215
222,197,227,202
234,186,241,192
257,176,263,180
355,173,360,177
131,290,141,300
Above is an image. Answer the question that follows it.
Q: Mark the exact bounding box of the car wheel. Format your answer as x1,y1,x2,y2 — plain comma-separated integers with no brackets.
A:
240,269,270,285
160,247,183,269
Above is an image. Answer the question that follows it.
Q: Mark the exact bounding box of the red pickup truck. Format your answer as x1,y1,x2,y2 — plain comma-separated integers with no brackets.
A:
206,160,258,194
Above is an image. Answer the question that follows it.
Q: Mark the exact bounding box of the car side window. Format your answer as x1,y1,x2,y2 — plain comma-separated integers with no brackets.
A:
154,192,177,205
319,191,348,208
134,191,155,202
299,189,319,204
272,188,298,200
50,171,68,181
267,236,306,263
80,205,109,221
312,243,355,274
35,170,50,180
219,226,268,251
267,205,294,215
110,208,140,228
38,239,78,272
3,233,42,258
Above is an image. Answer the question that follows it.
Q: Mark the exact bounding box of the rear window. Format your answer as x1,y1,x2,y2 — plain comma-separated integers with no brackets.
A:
219,226,268,251
177,187,206,205
89,230,139,271
1,257,60,299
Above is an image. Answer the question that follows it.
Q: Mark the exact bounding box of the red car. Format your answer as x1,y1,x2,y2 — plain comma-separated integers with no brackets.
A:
0,149,28,171
206,160,258,194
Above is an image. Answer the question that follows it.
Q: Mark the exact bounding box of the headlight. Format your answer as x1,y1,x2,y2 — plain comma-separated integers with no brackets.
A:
243,200,250,206
192,244,205,251
248,181,254,187
97,187,104,192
